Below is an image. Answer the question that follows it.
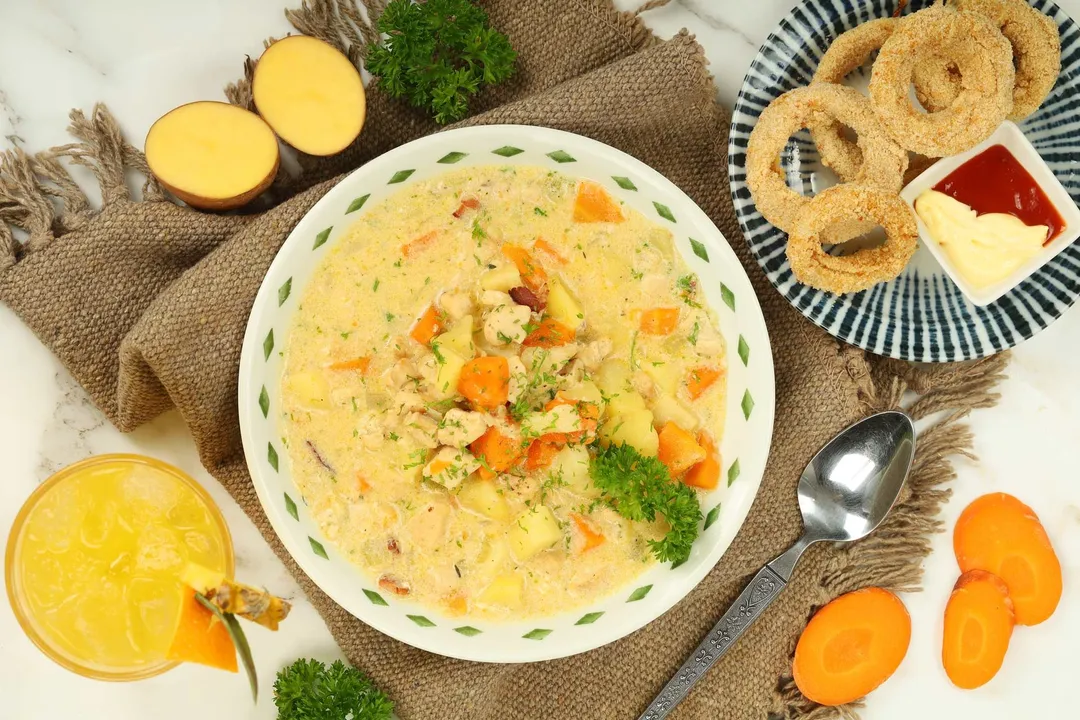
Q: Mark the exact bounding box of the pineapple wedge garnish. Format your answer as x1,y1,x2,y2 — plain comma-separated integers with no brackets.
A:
182,563,292,631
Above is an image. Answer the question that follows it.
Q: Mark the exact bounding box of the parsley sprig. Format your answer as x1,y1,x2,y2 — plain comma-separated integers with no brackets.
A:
589,443,702,565
274,658,393,720
366,0,517,124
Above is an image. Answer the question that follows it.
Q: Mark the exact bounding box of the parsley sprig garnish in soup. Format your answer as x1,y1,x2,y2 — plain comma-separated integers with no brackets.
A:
281,166,727,619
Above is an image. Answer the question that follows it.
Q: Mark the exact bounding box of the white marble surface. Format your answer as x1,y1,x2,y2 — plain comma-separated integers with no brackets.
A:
1,0,1077,717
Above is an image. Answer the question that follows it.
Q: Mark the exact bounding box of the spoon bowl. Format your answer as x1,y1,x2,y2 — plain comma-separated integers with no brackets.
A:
799,410,916,544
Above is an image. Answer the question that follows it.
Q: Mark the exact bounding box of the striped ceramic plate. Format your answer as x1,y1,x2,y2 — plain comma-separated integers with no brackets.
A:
729,0,1080,362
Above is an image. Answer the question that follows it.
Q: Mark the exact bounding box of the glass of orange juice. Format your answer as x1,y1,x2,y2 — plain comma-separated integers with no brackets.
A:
5,454,234,680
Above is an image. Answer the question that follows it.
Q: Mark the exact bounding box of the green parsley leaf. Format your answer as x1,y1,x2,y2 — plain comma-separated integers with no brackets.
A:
366,0,517,124
274,658,393,720
589,443,701,565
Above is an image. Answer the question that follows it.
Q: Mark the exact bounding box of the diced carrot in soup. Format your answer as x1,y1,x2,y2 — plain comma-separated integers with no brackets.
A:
686,366,723,399
526,437,563,470
683,432,720,489
638,307,679,335
573,180,624,223
458,356,510,410
533,238,567,263
328,356,371,372
656,422,706,477
469,426,523,474
410,304,443,346
502,245,548,296
522,317,575,347
402,230,438,257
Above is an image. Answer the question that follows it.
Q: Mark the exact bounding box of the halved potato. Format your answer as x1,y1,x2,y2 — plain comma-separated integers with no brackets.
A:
145,101,279,210
252,36,366,156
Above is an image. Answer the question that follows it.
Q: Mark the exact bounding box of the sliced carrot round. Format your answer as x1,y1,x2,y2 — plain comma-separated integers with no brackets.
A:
953,493,1061,626
793,587,911,707
942,570,1015,690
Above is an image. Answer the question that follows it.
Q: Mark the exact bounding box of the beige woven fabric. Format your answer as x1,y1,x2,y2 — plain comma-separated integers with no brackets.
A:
0,1,1008,718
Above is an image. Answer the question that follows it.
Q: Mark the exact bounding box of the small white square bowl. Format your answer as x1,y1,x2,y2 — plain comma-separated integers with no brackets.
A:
900,121,1080,307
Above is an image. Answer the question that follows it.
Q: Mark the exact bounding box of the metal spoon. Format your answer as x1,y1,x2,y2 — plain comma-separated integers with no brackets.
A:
640,410,916,720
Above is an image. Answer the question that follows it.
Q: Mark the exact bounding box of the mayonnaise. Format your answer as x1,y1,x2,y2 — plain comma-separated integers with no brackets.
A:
914,190,1048,289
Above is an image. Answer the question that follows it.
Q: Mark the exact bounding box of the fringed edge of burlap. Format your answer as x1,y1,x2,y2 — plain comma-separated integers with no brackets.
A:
771,349,1011,719
0,105,163,271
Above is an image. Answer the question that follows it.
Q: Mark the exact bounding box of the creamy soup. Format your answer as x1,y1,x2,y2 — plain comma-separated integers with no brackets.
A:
280,166,727,620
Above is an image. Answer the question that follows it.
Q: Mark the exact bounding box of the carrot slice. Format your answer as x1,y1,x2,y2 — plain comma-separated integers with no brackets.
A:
328,356,371,373
401,230,438,258
683,431,720,489
525,436,563,470
638,307,679,335
452,197,480,218
657,422,706,477
522,317,575,347
469,426,523,476
457,356,510,410
533,238,567,263
410,304,443,346
686,366,723,399
573,180,624,223
570,513,605,552
502,245,548,296
942,570,1015,690
953,493,1062,626
793,587,911,707
166,586,238,673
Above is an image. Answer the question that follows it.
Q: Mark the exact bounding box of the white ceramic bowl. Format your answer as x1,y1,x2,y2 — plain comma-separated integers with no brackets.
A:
238,125,776,662
900,121,1080,307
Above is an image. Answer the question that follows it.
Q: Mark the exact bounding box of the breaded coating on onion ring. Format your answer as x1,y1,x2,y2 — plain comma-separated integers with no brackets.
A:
747,84,907,233
809,19,900,182
913,0,1061,120
869,6,1014,157
786,185,918,295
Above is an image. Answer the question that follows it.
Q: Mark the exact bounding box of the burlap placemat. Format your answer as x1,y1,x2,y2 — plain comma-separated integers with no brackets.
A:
0,1,1009,717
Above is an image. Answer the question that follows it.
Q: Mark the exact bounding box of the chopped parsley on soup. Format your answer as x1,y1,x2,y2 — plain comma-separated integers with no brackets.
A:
280,166,727,620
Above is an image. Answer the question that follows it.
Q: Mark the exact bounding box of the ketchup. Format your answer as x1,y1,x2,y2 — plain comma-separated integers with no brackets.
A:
933,144,1064,245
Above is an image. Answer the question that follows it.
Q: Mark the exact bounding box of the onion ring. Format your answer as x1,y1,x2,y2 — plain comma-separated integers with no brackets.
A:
912,0,1061,120
912,53,964,114
786,185,918,295
868,6,1014,157
746,84,907,233
809,19,899,182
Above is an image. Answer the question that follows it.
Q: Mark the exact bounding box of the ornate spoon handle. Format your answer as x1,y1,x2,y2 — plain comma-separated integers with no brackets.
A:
638,565,787,720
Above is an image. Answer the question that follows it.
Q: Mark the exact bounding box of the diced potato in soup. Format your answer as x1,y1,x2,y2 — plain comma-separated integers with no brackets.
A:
280,165,726,620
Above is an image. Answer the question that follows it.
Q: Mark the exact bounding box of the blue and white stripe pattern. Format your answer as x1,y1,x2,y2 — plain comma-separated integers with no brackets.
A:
728,0,1080,362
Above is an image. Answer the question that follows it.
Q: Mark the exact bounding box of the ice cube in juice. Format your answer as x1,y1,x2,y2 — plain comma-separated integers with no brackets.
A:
5,455,232,679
